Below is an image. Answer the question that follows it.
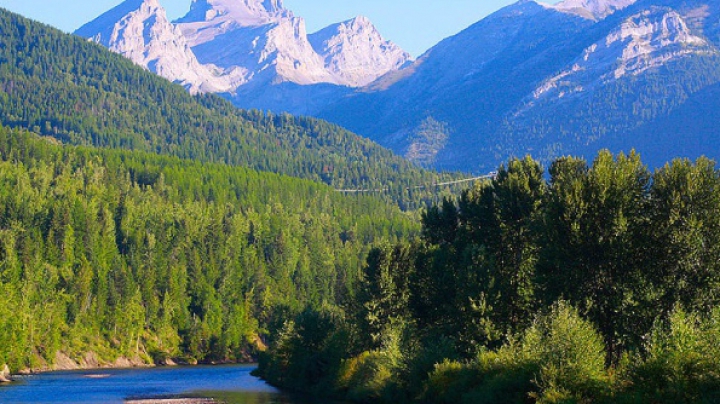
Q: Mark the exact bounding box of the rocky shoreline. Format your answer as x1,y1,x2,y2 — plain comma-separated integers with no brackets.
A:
2,352,256,382
11,351,153,377
0,364,11,383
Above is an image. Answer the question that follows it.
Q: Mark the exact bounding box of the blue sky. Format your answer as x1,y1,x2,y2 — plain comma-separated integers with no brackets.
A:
0,0,560,57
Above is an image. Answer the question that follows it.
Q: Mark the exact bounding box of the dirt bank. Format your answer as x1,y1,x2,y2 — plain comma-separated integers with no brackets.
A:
17,351,152,375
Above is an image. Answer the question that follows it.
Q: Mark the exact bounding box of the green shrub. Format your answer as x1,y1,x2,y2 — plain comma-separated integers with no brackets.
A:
421,339,539,404
401,334,459,398
422,302,609,404
424,359,479,404
342,350,396,402
467,340,541,404
526,302,610,403
623,307,720,403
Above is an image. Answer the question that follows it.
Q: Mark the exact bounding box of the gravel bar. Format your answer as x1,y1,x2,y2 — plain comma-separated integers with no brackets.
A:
125,399,218,404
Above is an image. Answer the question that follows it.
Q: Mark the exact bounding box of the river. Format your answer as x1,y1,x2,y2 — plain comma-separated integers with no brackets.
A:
0,364,318,404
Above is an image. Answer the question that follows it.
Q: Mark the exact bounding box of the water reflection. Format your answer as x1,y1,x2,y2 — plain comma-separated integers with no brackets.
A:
197,390,345,404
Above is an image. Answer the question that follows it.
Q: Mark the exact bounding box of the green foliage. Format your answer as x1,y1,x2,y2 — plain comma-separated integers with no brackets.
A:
423,302,608,404
539,151,653,354
356,243,414,350
648,158,720,316
0,126,417,371
340,350,397,402
411,157,545,352
257,306,354,396
260,151,720,404
424,359,479,404
621,307,720,403
523,302,609,403
0,8,464,209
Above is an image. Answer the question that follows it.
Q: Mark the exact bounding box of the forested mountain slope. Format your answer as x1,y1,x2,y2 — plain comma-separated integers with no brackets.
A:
0,9,456,210
0,126,417,372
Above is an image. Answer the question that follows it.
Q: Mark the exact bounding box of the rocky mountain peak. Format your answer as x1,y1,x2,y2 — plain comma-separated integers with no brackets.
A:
552,0,638,20
79,0,413,94
75,0,155,41
309,16,411,87
176,0,292,27
75,0,247,94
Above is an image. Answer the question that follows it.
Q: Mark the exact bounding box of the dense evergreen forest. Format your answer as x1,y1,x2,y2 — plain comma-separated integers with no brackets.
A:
0,125,418,372
259,151,720,403
0,9,463,210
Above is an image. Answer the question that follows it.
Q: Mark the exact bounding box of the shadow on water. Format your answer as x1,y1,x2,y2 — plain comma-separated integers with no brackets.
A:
192,390,346,404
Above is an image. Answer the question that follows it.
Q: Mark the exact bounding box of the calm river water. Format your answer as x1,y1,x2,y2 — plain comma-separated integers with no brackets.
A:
0,364,317,404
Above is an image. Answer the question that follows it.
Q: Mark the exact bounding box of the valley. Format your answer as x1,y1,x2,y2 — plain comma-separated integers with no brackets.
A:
0,1,719,403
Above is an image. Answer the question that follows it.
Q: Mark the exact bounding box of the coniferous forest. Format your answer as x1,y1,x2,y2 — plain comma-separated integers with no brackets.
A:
258,152,720,404
1,5,720,404
0,126,416,371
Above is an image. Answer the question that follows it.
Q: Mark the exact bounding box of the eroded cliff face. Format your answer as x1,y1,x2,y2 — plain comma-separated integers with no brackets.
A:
77,0,410,92
309,16,411,87
530,7,712,102
76,0,246,94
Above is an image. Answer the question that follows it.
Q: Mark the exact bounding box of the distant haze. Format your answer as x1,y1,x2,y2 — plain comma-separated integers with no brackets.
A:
0,0,562,57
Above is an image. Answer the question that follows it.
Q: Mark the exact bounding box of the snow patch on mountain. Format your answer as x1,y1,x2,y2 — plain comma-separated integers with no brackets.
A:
177,0,290,26
76,0,246,94
175,0,292,47
549,0,638,20
309,16,411,87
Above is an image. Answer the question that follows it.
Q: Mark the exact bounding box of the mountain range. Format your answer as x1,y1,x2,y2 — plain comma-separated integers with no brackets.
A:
78,0,720,172
76,0,409,93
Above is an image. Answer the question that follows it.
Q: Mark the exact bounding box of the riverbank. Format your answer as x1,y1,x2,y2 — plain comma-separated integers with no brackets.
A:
8,349,258,379
11,351,154,377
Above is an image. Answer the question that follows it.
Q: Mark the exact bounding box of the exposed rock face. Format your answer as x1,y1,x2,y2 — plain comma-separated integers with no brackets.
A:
531,7,713,101
77,0,409,92
17,352,151,375
309,16,411,87
0,364,11,383
76,0,246,94
174,0,335,85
